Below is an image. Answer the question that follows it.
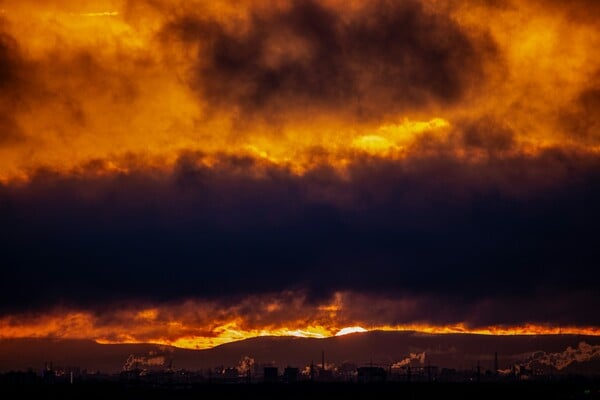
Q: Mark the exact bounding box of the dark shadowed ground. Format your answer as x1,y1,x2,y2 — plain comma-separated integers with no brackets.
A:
0,381,599,400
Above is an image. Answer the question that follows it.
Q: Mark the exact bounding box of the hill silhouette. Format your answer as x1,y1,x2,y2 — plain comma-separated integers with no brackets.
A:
1,331,599,374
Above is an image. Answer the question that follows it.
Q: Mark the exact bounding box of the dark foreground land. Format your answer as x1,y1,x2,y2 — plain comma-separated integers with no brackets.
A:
1,381,599,400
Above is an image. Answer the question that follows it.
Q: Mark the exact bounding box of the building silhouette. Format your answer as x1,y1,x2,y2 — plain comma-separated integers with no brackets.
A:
283,367,299,383
357,366,386,383
263,366,278,383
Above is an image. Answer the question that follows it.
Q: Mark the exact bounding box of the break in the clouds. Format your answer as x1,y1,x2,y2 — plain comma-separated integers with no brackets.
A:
0,0,599,346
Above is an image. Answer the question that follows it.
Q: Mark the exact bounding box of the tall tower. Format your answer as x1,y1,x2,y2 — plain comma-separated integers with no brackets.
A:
494,352,499,375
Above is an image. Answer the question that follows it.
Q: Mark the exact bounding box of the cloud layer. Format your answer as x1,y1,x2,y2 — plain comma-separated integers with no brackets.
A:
0,0,599,343
1,148,599,327
165,0,492,120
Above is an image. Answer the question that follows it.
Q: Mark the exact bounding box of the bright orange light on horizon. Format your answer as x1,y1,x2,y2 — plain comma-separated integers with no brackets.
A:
336,326,368,336
1,306,598,351
123,324,600,350
54,323,600,349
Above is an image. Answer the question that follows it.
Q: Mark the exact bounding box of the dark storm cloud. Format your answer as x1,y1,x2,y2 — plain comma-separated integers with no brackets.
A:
0,114,23,146
1,145,600,326
561,85,600,143
459,116,515,153
0,25,78,145
0,31,21,91
165,0,494,119
0,30,26,145
338,290,598,328
531,0,600,24
0,19,150,149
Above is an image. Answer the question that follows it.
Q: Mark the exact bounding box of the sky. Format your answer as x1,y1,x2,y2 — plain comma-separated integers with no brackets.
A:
0,0,599,350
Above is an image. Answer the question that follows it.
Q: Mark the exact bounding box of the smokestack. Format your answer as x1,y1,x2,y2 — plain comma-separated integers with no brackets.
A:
322,350,325,371
494,352,499,375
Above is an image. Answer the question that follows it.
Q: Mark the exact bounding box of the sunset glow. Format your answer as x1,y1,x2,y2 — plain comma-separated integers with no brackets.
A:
1,293,598,350
335,327,368,336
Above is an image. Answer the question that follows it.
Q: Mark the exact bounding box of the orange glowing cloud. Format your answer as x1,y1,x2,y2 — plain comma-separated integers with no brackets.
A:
0,292,598,350
0,0,596,183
